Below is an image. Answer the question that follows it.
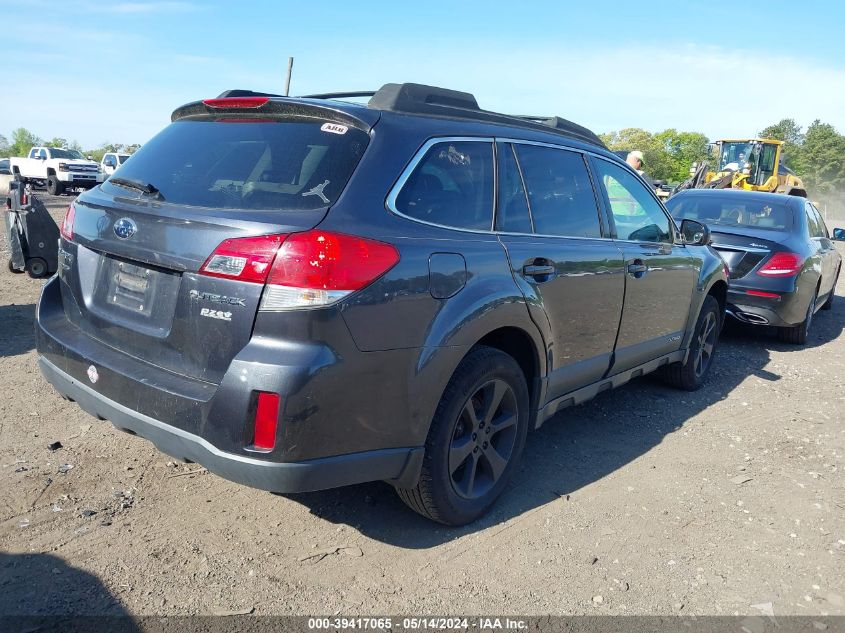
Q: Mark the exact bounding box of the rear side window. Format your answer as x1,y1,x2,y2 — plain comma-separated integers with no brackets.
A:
594,159,672,242
101,119,369,211
394,141,494,230
496,144,532,233
512,145,602,238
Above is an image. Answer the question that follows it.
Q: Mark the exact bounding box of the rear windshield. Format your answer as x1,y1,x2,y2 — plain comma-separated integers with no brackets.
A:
101,119,369,210
666,194,793,232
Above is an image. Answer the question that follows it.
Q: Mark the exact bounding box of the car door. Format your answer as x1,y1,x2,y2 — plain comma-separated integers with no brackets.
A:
495,141,625,400
590,156,699,373
808,203,838,299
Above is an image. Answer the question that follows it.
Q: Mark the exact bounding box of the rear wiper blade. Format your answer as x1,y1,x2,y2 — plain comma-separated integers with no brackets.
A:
109,177,164,199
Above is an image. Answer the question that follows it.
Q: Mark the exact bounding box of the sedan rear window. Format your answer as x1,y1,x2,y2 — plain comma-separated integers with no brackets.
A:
102,119,369,210
666,195,793,232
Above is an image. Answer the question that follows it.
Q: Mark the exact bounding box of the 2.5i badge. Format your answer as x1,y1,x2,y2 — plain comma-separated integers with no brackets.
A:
200,308,232,321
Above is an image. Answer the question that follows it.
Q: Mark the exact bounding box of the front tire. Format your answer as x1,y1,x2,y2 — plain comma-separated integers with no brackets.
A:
396,346,530,525
46,175,64,196
661,295,720,391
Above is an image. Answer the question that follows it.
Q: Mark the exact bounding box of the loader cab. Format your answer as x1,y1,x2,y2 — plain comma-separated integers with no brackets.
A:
715,139,782,187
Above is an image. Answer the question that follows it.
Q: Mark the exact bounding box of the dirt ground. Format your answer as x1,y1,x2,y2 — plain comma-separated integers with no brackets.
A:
1,193,844,618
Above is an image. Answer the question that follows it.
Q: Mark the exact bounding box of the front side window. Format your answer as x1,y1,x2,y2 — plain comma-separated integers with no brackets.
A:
394,141,493,230
806,204,825,238
595,159,672,243
513,145,601,238
811,205,829,238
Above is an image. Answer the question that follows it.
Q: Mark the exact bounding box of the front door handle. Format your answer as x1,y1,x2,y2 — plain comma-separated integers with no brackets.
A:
523,264,556,277
627,263,648,275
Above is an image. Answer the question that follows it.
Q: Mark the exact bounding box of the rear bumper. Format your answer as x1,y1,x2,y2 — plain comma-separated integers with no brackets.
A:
38,357,423,492
35,275,430,492
727,286,808,327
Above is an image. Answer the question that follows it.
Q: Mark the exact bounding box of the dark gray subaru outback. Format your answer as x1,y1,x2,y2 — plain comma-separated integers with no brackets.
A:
37,83,728,524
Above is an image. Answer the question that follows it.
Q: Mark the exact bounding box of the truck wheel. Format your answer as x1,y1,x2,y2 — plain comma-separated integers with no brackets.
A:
25,257,48,278
661,295,720,391
395,346,530,525
47,176,64,196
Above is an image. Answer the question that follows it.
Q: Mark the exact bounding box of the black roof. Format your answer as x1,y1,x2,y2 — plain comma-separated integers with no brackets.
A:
669,188,804,207
216,83,607,150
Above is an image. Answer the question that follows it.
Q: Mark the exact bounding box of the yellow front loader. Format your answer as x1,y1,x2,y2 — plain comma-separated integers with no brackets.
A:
674,139,807,198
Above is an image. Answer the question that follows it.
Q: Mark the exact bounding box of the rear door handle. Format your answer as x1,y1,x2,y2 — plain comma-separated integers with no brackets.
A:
627,263,648,275
523,264,556,277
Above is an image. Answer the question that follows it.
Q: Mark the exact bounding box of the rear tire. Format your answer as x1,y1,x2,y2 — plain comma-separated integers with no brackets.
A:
47,175,64,196
396,346,530,525
661,295,720,391
778,292,816,345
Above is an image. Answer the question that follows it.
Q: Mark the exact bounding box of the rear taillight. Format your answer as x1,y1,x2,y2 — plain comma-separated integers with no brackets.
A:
756,252,804,277
261,230,400,310
252,392,280,451
200,230,400,310
202,97,269,109
200,234,287,283
61,202,76,240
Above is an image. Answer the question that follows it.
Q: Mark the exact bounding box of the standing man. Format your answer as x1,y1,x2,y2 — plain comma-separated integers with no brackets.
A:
626,150,655,189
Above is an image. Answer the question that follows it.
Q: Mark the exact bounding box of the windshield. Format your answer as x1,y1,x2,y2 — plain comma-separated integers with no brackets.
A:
666,194,793,232
718,142,752,171
101,119,369,210
49,148,84,159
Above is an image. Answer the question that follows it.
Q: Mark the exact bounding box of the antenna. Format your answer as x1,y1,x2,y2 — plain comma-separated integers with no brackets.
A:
284,57,294,96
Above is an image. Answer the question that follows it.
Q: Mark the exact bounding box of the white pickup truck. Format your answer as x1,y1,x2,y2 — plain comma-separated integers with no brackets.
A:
101,152,131,176
10,147,105,195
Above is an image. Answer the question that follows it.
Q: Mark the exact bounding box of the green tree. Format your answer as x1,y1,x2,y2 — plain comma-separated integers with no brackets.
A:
8,128,42,157
796,120,845,196
654,129,710,182
600,127,710,182
759,118,804,168
0,134,9,157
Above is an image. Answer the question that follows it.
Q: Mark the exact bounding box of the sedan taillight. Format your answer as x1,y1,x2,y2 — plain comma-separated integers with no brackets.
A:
756,252,804,277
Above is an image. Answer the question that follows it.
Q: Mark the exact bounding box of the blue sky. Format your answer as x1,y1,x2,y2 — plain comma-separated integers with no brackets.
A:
4,0,845,149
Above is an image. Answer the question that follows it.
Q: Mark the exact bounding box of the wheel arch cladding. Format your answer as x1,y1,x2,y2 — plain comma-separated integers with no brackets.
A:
708,279,728,314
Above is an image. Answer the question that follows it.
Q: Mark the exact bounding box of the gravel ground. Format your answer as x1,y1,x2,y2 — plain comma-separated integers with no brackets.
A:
1,193,844,617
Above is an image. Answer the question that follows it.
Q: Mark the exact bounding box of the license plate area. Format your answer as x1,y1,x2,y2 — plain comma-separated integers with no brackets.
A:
109,261,153,315
85,251,182,337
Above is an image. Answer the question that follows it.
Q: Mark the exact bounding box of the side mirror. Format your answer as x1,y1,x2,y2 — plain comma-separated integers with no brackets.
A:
680,219,711,246
833,228,845,241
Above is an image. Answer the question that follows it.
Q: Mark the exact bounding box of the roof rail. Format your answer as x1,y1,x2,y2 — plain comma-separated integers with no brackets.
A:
366,83,606,149
368,83,480,112
215,83,607,149
299,91,376,100
513,115,606,147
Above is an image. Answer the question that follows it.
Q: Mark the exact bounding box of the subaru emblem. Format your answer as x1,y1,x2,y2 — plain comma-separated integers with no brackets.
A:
113,217,137,240
87,365,99,384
